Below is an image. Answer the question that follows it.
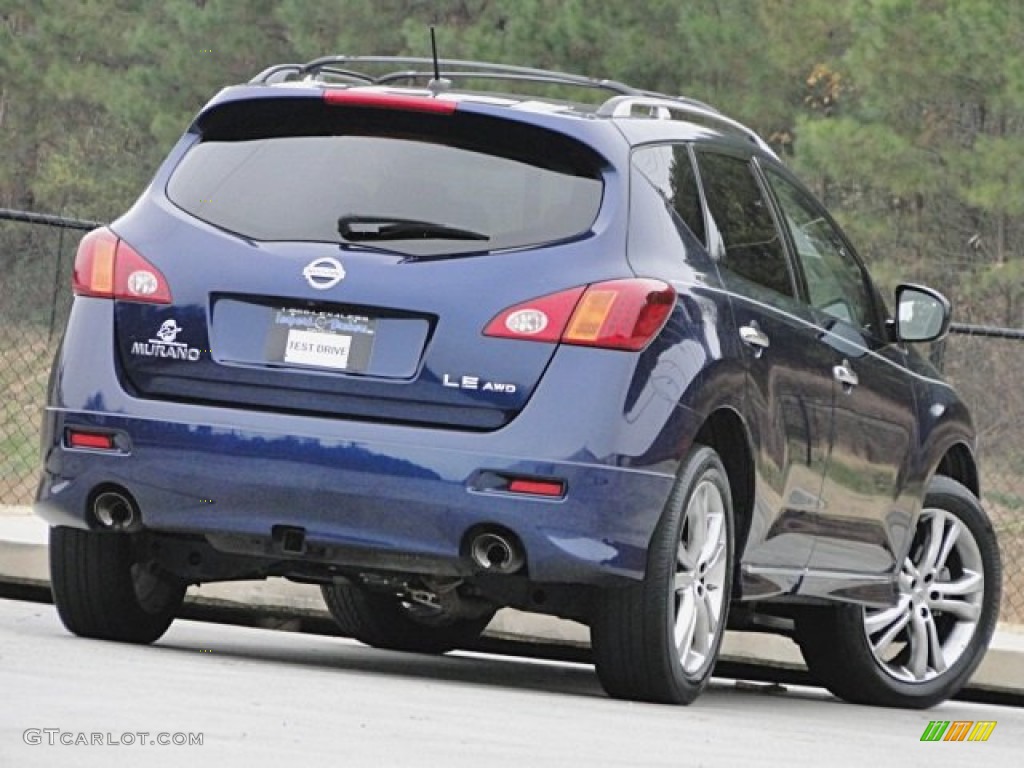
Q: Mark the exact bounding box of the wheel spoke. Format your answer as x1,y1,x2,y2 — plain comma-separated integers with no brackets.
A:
930,598,981,622
704,587,724,630
925,613,947,674
686,486,709,563
898,559,916,585
674,588,697,653
704,542,727,586
864,601,907,635
674,571,695,593
932,570,983,598
691,591,713,657
907,609,929,680
677,541,696,571
870,603,912,657
706,542,725,570
699,513,724,569
932,518,962,573
918,512,946,572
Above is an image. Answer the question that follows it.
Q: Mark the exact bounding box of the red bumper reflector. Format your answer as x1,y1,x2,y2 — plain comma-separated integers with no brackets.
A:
507,479,565,497
67,431,115,450
322,90,457,114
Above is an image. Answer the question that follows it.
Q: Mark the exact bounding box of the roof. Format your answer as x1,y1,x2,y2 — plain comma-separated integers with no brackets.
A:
247,55,778,160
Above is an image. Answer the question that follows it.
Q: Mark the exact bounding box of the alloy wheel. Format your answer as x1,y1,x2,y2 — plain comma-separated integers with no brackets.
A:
674,478,729,675
862,507,985,683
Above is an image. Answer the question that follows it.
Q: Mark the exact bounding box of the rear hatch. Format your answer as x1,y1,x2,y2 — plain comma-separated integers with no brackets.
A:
111,91,622,430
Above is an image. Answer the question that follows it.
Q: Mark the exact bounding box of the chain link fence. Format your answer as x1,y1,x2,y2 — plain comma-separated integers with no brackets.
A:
0,209,97,510
933,325,1024,624
1,209,1022,622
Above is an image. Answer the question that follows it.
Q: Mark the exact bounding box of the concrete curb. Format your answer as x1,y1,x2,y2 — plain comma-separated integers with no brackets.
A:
3,510,1022,700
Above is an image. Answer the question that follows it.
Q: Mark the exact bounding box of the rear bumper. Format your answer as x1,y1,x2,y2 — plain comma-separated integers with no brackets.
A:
37,408,673,584
36,299,693,586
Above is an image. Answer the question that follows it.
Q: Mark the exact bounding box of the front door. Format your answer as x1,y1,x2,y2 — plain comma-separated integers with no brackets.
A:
763,169,918,589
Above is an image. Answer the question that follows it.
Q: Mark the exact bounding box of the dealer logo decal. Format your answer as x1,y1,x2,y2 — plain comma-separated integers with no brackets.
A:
131,320,202,362
155,319,182,343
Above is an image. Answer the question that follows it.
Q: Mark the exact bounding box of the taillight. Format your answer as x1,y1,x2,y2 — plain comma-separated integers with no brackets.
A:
322,89,457,114
73,228,172,304
484,279,675,351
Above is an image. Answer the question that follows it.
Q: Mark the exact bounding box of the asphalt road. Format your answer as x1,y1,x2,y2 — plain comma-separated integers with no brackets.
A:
1,597,1021,768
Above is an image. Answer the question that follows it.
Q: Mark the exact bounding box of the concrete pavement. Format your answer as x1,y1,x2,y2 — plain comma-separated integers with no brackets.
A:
2,504,1022,701
5,597,1021,767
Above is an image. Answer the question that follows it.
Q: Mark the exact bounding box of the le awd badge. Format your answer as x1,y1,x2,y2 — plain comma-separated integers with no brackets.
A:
442,373,517,393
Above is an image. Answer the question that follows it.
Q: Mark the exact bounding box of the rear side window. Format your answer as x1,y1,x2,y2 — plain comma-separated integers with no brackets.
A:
696,152,794,298
632,144,706,246
166,100,604,257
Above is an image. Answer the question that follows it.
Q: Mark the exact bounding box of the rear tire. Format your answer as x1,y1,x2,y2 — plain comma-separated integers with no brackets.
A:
49,526,185,644
591,444,734,704
321,583,495,654
795,476,1001,708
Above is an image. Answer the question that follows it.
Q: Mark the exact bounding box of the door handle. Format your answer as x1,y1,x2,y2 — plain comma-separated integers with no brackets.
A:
739,324,770,356
833,360,859,391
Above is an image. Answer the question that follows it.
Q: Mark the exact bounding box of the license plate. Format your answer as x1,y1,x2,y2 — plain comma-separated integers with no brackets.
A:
266,308,376,373
284,329,353,369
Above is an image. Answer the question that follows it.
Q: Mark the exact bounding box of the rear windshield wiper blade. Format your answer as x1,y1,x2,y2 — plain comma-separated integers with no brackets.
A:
338,215,490,242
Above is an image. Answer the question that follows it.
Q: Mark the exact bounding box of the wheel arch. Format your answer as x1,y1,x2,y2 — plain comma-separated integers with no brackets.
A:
932,441,980,498
693,407,754,597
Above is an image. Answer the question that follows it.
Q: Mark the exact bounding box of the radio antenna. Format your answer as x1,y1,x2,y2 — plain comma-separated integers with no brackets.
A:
427,26,451,96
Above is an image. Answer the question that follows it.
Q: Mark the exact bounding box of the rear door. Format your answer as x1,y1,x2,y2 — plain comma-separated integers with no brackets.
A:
112,96,617,431
694,150,834,589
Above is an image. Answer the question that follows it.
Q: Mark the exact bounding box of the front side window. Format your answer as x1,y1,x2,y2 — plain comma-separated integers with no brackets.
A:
766,170,876,331
696,152,793,298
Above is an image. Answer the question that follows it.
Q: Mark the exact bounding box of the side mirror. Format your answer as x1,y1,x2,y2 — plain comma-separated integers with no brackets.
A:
895,284,951,343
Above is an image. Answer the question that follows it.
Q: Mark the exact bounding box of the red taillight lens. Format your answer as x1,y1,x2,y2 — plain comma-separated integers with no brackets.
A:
322,89,457,114
73,228,172,304
483,286,586,343
484,279,675,351
113,238,172,304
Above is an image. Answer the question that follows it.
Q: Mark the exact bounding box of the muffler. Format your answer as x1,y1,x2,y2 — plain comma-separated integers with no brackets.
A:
91,489,140,532
469,530,525,575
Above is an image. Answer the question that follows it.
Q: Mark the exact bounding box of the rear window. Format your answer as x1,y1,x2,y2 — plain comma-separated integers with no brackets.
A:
166,99,605,257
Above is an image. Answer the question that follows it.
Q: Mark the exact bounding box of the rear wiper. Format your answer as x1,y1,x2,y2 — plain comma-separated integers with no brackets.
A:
338,215,490,242
336,239,405,257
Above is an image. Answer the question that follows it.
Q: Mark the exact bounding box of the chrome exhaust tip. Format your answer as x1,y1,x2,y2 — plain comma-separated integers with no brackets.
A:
92,490,139,531
469,531,524,575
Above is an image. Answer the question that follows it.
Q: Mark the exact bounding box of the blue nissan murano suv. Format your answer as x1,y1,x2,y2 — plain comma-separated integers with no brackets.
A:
36,56,1001,707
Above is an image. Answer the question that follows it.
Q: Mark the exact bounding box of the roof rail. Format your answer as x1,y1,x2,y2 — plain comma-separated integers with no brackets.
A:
249,63,307,84
250,55,639,96
597,95,778,159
